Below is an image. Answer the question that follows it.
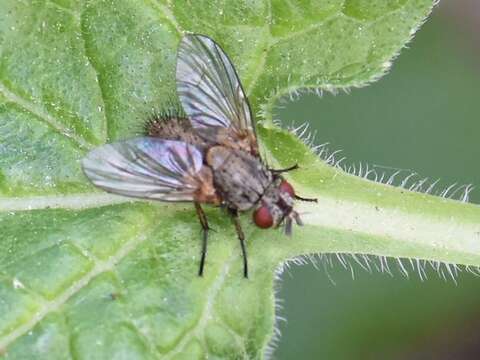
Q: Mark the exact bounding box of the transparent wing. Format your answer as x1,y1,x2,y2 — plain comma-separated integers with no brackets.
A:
82,138,205,202
176,34,254,134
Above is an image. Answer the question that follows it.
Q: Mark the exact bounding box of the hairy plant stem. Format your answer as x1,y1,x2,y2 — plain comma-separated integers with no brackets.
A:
258,125,480,269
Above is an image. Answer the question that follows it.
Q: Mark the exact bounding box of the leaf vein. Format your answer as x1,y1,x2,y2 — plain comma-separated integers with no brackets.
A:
245,0,273,97
0,224,157,352
0,82,92,151
79,8,109,143
162,251,236,359
149,0,183,35
46,0,81,22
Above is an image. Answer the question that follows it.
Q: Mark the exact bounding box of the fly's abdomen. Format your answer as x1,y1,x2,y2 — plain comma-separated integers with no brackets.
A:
145,114,209,149
206,146,271,211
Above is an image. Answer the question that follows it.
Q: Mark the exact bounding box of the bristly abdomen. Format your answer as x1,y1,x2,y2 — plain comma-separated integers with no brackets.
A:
144,107,208,149
144,106,186,137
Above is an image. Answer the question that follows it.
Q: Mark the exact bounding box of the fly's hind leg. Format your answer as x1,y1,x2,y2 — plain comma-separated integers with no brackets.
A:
195,202,210,276
228,208,248,278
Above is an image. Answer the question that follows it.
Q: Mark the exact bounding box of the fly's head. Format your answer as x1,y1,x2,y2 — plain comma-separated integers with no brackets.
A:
252,177,303,235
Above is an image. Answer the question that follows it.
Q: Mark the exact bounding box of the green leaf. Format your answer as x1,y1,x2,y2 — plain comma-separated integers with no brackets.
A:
2,0,471,358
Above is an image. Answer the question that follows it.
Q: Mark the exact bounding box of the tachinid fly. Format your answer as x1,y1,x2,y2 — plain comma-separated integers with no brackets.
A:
82,34,316,278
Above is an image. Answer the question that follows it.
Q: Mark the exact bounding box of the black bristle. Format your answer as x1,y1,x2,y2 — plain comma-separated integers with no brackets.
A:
142,100,187,137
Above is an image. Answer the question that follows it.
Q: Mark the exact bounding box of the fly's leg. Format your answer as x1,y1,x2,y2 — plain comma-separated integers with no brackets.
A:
295,195,318,202
269,164,317,202
269,163,299,174
229,208,248,278
195,202,210,277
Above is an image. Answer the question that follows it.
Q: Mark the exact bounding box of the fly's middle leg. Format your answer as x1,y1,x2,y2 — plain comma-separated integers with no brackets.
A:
195,202,210,276
229,208,248,278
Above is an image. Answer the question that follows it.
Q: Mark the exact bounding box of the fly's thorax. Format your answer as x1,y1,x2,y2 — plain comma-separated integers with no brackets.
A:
224,128,258,156
196,127,258,156
206,146,271,211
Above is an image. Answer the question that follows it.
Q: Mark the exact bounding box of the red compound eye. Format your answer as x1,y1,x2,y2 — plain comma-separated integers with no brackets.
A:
279,180,295,197
253,205,273,229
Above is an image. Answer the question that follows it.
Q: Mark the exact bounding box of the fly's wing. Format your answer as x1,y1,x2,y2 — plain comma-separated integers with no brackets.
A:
176,34,255,135
82,138,206,202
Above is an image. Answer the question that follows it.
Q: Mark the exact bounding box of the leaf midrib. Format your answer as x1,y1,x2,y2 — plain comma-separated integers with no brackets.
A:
0,193,130,212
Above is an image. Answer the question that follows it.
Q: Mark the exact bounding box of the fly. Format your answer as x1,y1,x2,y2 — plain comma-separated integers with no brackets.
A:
82,34,316,278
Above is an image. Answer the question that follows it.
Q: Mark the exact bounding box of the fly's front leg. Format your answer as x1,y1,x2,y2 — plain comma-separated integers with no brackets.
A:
195,202,210,276
229,208,248,278
269,163,299,174
295,195,317,202
269,164,317,202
